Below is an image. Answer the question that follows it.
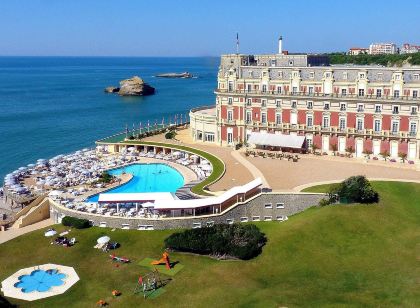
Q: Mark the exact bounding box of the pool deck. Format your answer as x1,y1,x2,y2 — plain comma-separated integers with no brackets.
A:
1,263,79,301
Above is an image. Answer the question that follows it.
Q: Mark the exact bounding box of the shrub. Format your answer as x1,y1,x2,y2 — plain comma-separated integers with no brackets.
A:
98,171,113,183
164,224,266,260
318,198,331,207
329,175,379,204
62,216,90,229
165,130,176,139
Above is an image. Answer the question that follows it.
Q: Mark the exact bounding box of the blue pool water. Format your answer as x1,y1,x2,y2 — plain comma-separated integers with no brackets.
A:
87,163,184,202
14,269,66,293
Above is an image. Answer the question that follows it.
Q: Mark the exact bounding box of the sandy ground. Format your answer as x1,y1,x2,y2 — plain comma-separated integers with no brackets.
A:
144,128,420,192
243,153,420,191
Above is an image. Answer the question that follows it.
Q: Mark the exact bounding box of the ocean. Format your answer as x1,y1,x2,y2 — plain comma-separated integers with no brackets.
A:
0,57,218,183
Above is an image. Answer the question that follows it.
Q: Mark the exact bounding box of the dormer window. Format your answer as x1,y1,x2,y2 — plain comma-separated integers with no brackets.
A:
414,74,419,81
248,71,253,78
343,72,348,80
395,74,401,80
278,72,283,78
325,72,331,78
289,60,294,66
359,73,365,79
377,73,383,81
309,72,315,79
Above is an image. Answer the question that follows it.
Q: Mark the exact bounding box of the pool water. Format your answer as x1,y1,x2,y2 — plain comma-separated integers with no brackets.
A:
14,269,66,293
87,163,184,202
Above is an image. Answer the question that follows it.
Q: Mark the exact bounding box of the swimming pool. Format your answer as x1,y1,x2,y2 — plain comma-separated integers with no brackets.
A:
87,163,184,202
14,269,66,293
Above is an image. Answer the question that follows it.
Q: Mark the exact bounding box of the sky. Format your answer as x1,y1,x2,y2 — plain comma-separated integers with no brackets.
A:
0,0,419,57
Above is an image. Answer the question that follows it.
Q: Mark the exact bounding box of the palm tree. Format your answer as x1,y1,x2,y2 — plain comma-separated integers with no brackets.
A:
398,152,407,163
380,150,390,161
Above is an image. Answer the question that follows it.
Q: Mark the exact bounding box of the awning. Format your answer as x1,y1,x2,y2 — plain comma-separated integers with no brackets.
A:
247,132,305,149
98,192,175,203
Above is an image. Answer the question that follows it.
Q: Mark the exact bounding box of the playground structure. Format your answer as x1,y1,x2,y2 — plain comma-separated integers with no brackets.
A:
110,254,130,263
150,252,171,270
134,269,163,299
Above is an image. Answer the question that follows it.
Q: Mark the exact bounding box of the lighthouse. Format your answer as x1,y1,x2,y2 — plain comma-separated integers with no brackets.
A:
278,36,283,54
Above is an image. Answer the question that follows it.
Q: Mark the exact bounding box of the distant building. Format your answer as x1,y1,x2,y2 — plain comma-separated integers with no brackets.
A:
401,43,420,54
348,47,369,55
369,43,397,55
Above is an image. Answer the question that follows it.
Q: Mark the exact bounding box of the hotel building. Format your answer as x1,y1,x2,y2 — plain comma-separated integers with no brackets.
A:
190,44,420,162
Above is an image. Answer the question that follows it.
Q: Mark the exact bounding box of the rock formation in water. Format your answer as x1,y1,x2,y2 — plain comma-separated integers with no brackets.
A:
104,76,155,96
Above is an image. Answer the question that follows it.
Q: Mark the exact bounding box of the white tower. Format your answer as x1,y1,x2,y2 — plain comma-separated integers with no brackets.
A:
278,36,283,54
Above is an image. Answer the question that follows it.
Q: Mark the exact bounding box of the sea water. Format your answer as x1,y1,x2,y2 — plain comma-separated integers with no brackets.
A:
0,57,218,182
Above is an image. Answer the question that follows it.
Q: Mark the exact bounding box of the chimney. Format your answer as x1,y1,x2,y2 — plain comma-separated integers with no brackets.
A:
278,36,283,54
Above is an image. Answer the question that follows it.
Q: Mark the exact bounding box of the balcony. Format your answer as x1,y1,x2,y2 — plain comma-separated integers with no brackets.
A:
222,119,236,125
215,89,420,102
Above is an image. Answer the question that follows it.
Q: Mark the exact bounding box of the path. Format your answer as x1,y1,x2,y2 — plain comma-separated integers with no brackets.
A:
0,218,54,245
231,149,270,188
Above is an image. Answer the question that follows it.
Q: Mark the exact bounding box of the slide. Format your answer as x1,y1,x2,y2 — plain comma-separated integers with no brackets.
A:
151,252,171,269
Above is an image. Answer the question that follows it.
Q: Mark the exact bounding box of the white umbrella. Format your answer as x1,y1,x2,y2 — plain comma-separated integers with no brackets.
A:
172,151,181,156
44,230,57,237
97,236,110,244
142,202,155,208
48,190,62,196
200,164,212,171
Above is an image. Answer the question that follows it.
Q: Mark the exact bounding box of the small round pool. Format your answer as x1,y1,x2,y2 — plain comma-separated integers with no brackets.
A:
14,269,66,293
87,163,184,202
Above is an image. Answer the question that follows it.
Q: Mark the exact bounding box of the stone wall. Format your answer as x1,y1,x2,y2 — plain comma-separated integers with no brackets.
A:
50,192,325,230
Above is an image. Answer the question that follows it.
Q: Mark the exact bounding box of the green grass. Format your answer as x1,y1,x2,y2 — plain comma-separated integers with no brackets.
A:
1,182,419,307
121,141,225,196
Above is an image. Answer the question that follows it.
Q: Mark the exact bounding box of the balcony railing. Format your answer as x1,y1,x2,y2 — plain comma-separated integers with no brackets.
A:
215,89,420,102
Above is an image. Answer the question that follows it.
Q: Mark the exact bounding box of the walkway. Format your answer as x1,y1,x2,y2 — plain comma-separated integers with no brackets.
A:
231,149,270,188
0,218,54,245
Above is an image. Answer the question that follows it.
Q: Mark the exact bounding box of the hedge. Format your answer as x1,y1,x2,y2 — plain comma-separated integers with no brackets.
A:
164,224,266,260
62,216,91,229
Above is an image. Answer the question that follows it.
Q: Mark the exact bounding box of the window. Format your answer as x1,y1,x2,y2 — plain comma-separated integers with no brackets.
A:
276,203,285,209
276,100,281,107
226,218,234,224
392,121,399,133
357,104,364,112
308,87,314,95
192,222,201,229
323,116,330,128
341,89,347,96
358,89,365,96
392,106,399,114
227,132,233,144
340,103,346,111
278,72,283,78
306,138,313,149
410,122,417,135
413,90,418,98
291,101,297,108
261,99,267,107
359,73,365,79
377,73,383,81
375,105,381,113
307,116,313,127
252,216,260,221
270,59,276,66
261,113,267,124
227,110,233,121
264,216,272,221
276,113,282,125
262,84,267,93
228,81,234,92
393,90,400,98
324,103,330,110
343,72,348,80
411,106,418,115
357,118,364,131
205,133,215,142
339,118,346,131
307,101,313,109
277,215,288,221
240,217,248,223
264,203,273,209
395,74,400,80
325,72,331,78
228,97,233,105
277,86,282,94
206,221,214,227
292,86,298,94
309,72,315,78
374,119,381,132
247,84,252,92
246,98,252,106
289,60,294,66
376,89,382,97
248,71,253,78
414,74,419,81
246,111,252,124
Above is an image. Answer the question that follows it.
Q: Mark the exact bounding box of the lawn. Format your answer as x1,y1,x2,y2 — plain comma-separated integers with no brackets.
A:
1,181,419,307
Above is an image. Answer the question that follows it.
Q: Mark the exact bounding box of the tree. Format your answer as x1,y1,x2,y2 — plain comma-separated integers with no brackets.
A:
380,150,390,161
311,143,319,153
331,143,338,155
329,175,379,204
398,152,407,163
